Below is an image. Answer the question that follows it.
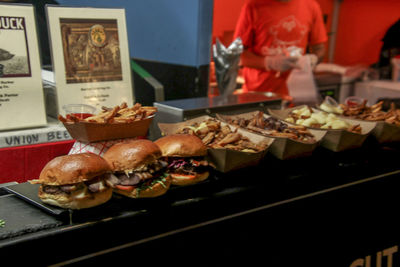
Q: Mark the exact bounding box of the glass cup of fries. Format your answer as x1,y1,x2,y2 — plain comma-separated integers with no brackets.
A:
62,104,96,119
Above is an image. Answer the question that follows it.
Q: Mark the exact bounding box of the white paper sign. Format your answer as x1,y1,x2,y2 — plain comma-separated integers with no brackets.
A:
46,6,134,115
0,4,47,131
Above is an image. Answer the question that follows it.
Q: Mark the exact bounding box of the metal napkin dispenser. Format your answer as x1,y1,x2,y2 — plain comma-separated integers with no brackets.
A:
150,92,282,139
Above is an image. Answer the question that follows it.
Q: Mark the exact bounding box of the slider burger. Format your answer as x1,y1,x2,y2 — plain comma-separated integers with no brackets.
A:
154,134,210,186
103,139,171,198
30,153,112,210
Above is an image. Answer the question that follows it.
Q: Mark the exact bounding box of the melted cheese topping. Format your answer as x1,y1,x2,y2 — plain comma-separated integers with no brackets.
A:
97,181,106,192
71,185,89,200
287,107,350,130
184,122,208,132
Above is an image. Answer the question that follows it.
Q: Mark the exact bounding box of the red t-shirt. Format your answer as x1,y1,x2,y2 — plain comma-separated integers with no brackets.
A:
234,0,328,96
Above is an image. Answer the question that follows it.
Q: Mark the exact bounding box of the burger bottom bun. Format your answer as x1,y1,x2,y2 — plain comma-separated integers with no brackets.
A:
170,171,209,186
114,175,172,198
39,186,113,210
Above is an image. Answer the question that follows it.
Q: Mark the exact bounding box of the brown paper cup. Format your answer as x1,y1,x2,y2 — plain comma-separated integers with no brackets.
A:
268,106,377,152
216,111,326,160
157,115,273,172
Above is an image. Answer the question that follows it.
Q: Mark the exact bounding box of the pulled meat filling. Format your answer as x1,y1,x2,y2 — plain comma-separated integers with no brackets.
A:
42,175,108,194
105,159,168,187
165,157,209,175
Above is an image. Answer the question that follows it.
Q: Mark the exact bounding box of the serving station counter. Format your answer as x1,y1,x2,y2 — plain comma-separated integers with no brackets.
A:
1,137,400,266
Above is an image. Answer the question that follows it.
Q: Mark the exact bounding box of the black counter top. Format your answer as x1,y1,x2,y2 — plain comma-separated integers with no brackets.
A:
154,92,281,112
1,137,400,266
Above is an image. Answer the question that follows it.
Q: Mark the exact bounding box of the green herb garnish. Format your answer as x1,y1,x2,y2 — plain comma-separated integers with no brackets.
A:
136,175,168,197
0,219,5,227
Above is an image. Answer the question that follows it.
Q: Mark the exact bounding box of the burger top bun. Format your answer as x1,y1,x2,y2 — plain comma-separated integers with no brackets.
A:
37,153,111,186
103,139,161,171
155,134,207,157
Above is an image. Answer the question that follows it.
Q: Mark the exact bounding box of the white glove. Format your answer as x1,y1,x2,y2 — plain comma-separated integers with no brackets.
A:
305,54,318,69
264,55,299,72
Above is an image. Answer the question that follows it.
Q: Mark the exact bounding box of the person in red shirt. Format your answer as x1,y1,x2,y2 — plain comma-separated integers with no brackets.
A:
234,0,328,97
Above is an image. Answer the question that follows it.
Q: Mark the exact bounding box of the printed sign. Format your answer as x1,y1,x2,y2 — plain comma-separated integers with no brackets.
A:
0,123,71,148
0,4,47,131
46,6,134,115
350,245,398,267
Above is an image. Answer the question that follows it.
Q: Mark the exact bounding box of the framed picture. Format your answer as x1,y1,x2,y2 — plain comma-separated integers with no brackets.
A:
0,3,47,131
60,18,122,84
0,17,31,78
46,6,134,115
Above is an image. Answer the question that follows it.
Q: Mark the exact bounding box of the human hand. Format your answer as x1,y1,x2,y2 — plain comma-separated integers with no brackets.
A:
305,54,318,69
264,55,299,72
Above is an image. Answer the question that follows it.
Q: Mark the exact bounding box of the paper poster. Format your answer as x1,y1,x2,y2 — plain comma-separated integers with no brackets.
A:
46,6,134,115
0,4,47,131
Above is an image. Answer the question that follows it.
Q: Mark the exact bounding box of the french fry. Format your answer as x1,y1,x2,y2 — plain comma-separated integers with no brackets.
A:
120,102,128,109
67,114,80,123
175,118,267,152
59,102,157,124
58,114,68,123
341,100,400,125
104,106,120,123
225,111,316,142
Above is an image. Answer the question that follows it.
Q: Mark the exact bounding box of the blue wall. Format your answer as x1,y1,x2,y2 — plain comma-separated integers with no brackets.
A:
55,0,213,67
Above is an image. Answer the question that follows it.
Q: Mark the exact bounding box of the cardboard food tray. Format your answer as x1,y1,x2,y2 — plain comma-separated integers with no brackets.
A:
63,115,154,143
371,121,400,144
317,102,400,144
216,111,326,160
315,103,400,144
333,115,400,144
268,106,377,152
157,115,274,173
342,118,400,144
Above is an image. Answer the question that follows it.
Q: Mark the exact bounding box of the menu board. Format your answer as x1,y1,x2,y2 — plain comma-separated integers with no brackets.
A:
46,6,134,115
0,4,47,131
